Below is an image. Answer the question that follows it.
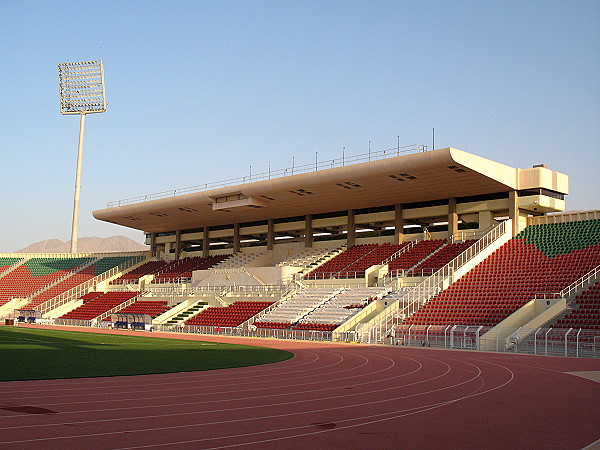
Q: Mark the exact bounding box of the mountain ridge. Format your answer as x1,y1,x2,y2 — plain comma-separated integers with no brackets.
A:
15,236,149,253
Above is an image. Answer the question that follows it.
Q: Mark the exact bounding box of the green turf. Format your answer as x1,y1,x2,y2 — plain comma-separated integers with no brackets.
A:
0,327,293,381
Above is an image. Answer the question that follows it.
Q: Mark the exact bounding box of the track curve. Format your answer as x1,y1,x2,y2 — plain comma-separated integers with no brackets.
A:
0,327,598,449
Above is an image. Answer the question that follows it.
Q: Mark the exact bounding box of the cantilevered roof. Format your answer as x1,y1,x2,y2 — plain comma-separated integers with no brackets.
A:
93,147,568,233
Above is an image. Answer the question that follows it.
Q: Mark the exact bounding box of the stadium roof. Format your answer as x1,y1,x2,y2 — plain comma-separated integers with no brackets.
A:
93,147,568,233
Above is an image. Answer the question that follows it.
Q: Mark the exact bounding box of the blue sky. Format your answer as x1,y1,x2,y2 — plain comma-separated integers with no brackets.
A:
1,0,598,252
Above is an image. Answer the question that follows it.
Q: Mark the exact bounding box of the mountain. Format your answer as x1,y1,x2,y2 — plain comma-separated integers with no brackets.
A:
15,236,149,253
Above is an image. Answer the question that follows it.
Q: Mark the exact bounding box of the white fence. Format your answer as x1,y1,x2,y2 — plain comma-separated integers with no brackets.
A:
392,325,600,358
154,324,333,342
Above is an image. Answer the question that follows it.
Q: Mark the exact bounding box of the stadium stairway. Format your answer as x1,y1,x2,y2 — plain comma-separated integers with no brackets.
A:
158,300,209,325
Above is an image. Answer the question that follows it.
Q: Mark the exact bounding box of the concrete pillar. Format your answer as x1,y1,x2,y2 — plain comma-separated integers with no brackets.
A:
509,190,518,237
448,197,458,240
149,233,157,254
394,204,404,244
175,230,182,260
305,214,313,248
203,226,210,257
347,209,356,247
267,219,275,250
233,223,240,253
478,211,494,231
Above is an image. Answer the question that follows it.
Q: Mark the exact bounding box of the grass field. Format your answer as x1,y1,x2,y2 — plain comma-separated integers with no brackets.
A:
0,326,293,381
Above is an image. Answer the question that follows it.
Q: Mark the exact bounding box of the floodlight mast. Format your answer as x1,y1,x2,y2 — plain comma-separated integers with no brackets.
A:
58,60,107,253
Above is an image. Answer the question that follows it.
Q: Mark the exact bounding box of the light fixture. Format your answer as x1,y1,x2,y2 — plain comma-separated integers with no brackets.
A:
58,60,107,252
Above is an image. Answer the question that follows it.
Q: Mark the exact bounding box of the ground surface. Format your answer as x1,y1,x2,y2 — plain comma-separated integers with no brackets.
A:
0,324,599,449
0,326,292,381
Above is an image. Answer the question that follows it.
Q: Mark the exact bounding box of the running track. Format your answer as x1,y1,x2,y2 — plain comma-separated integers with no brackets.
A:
1,325,599,449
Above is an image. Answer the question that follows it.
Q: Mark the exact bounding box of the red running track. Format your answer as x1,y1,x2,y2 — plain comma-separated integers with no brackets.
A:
0,325,599,449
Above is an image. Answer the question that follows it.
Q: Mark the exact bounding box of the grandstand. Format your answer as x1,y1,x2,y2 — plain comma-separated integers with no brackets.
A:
2,145,599,357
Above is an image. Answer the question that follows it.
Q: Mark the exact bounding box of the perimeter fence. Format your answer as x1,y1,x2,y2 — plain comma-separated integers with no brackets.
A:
392,325,600,358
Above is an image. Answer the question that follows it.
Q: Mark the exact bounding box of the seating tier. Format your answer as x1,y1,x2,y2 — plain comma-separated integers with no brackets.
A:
403,219,600,327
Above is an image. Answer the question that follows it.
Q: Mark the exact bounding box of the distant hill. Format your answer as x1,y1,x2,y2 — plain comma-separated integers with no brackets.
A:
15,236,149,253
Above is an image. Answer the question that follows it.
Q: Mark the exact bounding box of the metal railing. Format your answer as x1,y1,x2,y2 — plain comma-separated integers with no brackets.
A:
381,241,417,265
364,220,509,342
534,264,600,300
96,291,148,322
393,324,600,358
154,323,334,342
304,271,370,280
27,256,99,301
34,255,146,315
106,144,427,208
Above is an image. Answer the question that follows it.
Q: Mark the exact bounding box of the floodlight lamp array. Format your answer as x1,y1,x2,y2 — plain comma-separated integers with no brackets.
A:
58,60,107,114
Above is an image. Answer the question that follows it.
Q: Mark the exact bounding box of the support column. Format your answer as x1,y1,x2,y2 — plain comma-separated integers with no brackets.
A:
347,209,356,247
202,226,210,257
448,197,458,240
305,214,313,248
394,204,404,244
175,230,182,260
233,223,240,253
150,233,157,254
478,211,494,231
267,219,275,250
509,190,518,237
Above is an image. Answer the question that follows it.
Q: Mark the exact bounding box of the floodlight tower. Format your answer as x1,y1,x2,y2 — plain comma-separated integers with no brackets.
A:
58,60,107,253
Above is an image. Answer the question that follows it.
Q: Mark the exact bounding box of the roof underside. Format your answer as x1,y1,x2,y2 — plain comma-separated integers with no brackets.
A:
92,148,563,233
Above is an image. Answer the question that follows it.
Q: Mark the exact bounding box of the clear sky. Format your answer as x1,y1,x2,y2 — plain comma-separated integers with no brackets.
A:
1,0,598,253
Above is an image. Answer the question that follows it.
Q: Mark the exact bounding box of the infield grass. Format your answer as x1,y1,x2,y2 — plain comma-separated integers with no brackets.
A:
0,326,293,381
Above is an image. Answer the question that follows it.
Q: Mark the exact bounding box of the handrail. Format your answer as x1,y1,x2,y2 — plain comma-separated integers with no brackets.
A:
381,241,417,265
27,256,100,301
363,220,509,342
35,255,146,315
534,264,600,300
106,144,427,208
240,287,297,328
330,245,380,279
0,256,28,279
96,291,148,322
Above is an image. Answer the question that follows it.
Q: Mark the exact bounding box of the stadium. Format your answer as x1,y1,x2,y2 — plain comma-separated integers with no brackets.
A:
1,143,599,448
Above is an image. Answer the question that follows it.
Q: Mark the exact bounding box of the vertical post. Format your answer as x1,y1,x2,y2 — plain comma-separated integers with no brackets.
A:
70,113,86,253
545,327,552,356
233,223,240,253
394,204,404,244
267,219,275,251
565,328,572,357
347,209,356,247
150,232,157,255
304,214,313,248
432,128,435,151
509,190,519,237
397,135,400,156
202,226,210,257
368,140,371,161
175,230,181,260
448,197,458,240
